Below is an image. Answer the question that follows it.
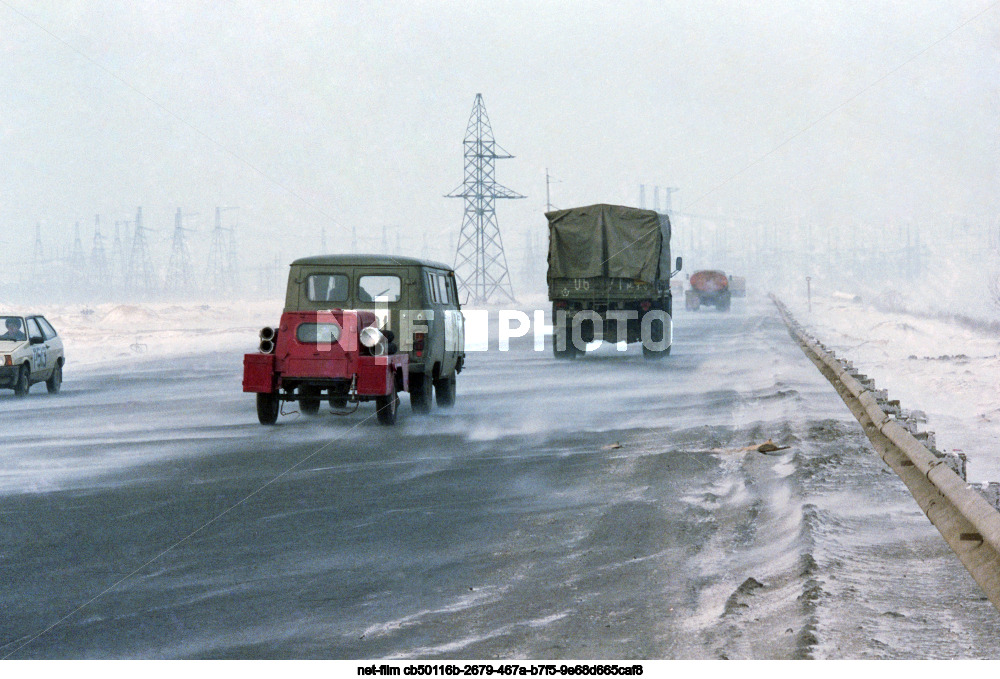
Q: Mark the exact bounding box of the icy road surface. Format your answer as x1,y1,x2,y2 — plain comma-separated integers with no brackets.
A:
2,298,998,659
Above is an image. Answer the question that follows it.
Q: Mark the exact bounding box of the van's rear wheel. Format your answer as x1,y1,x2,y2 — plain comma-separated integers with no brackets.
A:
13,365,29,397
376,386,399,425
409,373,432,414
299,386,321,415
434,374,456,408
256,393,279,425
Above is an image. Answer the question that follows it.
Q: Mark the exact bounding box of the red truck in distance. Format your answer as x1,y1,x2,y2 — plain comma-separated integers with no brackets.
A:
685,270,731,312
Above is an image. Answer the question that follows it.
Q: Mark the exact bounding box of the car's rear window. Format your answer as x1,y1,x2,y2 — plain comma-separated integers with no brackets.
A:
306,274,349,303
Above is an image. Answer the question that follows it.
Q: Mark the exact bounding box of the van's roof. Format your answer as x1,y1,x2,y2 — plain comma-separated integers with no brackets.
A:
290,254,453,270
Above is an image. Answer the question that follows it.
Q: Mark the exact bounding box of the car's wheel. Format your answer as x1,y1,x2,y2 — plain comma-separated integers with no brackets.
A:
299,386,321,415
376,386,399,425
46,361,62,394
434,374,456,408
256,392,280,425
409,373,432,414
13,365,29,397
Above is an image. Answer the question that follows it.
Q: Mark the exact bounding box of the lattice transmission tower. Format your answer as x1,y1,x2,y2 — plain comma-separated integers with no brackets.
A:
31,223,44,280
125,207,157,297
90,215,109,290
70,221,87,285
447,93,524,304
207,206,238,295
165,207,196,294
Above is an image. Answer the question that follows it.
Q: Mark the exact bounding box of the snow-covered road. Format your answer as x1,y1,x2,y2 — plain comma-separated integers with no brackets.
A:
1,297,998,658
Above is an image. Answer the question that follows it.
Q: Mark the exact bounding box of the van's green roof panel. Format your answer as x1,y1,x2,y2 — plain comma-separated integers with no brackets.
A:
290,254,453,270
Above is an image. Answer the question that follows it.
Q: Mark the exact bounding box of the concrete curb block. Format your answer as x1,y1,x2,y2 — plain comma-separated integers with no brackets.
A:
771,294,1000,613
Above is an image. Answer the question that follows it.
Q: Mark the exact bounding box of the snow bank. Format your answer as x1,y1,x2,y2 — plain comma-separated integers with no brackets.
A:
784,291,1000,482
36,297,284,372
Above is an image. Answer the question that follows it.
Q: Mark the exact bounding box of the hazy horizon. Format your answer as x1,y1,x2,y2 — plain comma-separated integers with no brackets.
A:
2,1,997,301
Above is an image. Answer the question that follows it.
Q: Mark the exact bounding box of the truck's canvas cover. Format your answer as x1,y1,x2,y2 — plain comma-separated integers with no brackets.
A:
546,204,669,284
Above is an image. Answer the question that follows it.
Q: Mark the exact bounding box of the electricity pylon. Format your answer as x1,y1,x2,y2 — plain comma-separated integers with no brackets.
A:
447,93,524,304
207,206,238,295
165,207,196,294
70,221,87,285
90,215,109,291
125,207,156,297
31,223,44,280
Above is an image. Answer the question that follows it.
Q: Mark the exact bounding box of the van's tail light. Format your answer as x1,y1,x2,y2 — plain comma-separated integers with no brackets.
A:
3,355,10,366
413,332,426,357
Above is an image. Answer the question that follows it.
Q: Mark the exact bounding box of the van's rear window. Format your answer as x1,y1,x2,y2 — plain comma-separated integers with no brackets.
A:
307,274,349,302
358,275,401,302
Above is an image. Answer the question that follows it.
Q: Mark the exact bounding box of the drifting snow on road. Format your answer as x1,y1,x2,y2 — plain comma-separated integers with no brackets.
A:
1,298,998,658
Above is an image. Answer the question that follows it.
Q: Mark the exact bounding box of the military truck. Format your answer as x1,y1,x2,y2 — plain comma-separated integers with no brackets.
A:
243,254,465,425
546,204,681,359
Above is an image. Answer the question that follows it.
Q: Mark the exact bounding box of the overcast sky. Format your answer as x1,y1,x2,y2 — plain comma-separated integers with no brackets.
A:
2,1,997,268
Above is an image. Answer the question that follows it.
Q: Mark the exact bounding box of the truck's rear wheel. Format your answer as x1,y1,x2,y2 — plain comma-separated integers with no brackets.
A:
299,386,321,415
553,326,579,359
13,365,29,397
376,386,399,425
434,374,456,408
256,393,279,424
643,344,671,359
642,313,669,360
409,373,432,414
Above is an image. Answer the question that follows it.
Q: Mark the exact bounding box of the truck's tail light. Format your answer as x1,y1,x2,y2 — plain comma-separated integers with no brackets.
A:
554,300,568,308
640,301,652,311
413,332,426,357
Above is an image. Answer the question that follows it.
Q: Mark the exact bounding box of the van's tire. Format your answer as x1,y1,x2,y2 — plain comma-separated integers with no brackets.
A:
256,393,280,425
299,386,321,415
13,365,29,397
376,386,399,425
46,361,62,394
409,373,432,414
434,374,456,408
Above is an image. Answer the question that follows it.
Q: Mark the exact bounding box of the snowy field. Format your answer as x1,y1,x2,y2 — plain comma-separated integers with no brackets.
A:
1,298,285,371
782,290,1000,483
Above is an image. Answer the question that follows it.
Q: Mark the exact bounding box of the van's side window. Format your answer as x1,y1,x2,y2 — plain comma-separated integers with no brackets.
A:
447,276,458,305
425,272,439,304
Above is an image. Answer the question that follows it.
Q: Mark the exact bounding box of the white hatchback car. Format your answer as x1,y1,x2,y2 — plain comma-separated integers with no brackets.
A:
0,314,65,396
